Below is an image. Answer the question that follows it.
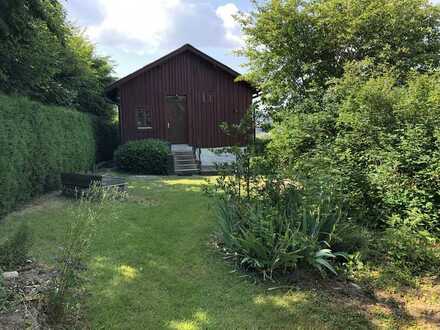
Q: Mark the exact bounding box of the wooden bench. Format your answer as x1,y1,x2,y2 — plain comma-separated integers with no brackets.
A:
61,173,127,198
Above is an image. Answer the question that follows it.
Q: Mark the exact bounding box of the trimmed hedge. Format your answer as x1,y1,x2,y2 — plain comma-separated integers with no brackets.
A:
94,119,119,163
0,94,96,217
114,139,171,174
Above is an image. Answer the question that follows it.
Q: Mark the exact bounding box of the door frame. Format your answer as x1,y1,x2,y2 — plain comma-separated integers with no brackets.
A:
165,95,188,144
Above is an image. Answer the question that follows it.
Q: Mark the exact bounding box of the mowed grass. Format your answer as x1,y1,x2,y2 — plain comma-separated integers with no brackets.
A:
0,176,374,329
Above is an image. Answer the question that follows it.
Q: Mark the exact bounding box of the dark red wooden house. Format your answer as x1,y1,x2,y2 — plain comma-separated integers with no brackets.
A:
106,44,256,173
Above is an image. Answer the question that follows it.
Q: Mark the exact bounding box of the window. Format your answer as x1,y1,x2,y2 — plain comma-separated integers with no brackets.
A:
136,107,152,129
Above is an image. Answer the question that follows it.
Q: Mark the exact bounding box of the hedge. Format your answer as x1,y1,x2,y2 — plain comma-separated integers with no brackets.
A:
0,94,96,217
93,119,120,163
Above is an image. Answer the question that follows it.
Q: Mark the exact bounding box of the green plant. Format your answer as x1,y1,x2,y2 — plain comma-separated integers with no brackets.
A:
114,139,171,174
0,223,32,270
0,94,97,217
0,275,9,311
214,185,348,280
94,118,120,162
378,224,439,276
238,0,440,112
46,184,125,325
0,1,116,121
0,177,378,329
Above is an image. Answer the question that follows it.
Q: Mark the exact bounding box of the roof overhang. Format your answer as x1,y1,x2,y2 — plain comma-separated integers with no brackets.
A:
105,43,257,103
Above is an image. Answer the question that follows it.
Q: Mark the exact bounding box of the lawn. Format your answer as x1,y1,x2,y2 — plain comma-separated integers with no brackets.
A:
0,176,436,329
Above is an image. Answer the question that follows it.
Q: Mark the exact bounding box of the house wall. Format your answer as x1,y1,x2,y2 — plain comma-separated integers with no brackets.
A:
119,50,253,148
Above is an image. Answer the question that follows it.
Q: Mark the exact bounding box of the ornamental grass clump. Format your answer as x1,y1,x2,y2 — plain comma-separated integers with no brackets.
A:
46,184,126,325
207,138,349,280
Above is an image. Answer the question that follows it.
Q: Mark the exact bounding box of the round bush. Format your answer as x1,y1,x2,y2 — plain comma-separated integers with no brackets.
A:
114,139,171,174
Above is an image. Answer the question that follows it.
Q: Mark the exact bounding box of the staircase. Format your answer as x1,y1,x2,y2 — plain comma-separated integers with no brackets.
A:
171,145,200,175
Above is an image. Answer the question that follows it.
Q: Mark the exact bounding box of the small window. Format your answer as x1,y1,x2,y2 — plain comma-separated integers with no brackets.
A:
136,107,152,129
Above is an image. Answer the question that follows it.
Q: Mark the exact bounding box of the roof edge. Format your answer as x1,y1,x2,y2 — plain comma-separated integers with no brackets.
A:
105,44,253,95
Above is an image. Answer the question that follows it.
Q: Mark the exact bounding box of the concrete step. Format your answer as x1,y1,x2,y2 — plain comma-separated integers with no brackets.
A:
172,153,196,159
175,162,197,167
175,168,200,175
172,148,200,175
175,165,199,171
173,154,194,158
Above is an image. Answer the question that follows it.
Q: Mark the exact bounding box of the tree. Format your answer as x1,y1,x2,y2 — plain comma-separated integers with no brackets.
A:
268,60,440,231
238,0,440,113
0,0,116,120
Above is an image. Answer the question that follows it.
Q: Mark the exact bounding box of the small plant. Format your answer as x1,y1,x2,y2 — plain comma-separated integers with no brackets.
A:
114,139,171,174
0,274,9,312
378,224,439,276
0,223,32,270
46,184,126,325
214,187,348,280
208,111,348,280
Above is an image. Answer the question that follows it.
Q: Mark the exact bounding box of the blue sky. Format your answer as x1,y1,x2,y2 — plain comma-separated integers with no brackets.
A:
62,0,253,78
63,0,440,79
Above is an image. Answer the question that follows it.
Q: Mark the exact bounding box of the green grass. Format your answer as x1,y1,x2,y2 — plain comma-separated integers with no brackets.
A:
0,176,374,329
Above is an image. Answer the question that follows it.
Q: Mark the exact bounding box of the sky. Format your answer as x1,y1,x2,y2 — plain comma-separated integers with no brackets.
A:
62,0,253,78
62,0,440,79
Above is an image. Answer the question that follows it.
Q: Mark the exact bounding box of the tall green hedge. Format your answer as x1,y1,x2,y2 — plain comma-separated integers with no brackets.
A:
0,94,96,217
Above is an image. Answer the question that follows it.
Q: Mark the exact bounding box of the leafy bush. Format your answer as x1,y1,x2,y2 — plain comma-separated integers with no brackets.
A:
0,223,32,270
0,1,116,121
377,221,439,276
214,184,348,279
114,139,171,174
0,94,96,217
254,134,271,156
269,64,440,235
208,140,348,279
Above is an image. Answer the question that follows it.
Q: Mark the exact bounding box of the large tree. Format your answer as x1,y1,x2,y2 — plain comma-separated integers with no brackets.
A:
239,0,440,112
0,0,115,120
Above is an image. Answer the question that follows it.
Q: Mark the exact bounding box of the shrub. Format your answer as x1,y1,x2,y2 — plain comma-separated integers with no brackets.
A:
254,134,271,156
0,94,96,217
268,64,440,235
214,187,348,280
114,139,171,174
0,223,32,270
377,219,439,276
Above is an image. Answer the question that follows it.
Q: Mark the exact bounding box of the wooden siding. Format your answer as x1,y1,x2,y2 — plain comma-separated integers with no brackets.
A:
119,50,253,148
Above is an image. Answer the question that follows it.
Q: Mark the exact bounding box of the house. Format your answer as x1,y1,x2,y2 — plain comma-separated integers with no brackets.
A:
105,44,256,174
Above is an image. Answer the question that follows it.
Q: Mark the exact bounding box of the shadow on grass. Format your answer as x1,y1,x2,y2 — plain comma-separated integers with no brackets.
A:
80,177,375,329
87,251,374,330
3,175,430,329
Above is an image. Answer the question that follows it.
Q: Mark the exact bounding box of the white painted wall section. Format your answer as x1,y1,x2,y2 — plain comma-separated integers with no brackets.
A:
196,147,247,172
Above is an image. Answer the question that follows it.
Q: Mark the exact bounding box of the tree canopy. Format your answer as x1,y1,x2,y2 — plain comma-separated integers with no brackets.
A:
239,0,440,233
0,0,115,120
239,0,440,112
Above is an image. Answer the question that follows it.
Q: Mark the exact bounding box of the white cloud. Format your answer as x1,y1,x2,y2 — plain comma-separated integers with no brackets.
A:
216,3,244,46
76,1,245,55
85,0,180,54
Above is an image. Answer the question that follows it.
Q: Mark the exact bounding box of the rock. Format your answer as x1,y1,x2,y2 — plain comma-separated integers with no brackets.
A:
350,282,362,290
3,271,19,280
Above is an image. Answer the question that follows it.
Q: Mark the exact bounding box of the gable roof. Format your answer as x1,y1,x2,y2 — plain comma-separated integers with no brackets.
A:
106,44,254,99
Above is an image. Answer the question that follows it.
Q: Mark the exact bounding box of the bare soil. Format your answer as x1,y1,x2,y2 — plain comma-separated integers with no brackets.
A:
0,261,57,330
